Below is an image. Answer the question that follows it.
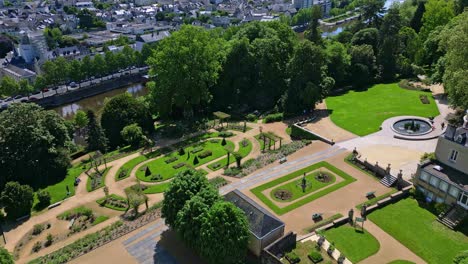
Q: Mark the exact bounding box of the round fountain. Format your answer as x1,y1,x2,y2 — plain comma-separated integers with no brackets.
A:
392,118,432,136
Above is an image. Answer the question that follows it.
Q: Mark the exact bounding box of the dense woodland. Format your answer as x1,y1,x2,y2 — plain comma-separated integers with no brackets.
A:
0,0,466,220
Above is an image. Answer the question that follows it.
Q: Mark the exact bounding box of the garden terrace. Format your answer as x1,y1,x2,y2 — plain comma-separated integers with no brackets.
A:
368,198,468,264
136,139,234,182
251,161,356,215
326,83,440,136
321,225,380,263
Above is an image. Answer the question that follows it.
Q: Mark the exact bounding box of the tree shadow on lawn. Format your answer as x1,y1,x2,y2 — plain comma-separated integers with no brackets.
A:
155,230,205,264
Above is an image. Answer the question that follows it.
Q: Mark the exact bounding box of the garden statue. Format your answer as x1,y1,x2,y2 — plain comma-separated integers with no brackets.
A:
361,205,367,218
301,173,307,192
348,208,354,224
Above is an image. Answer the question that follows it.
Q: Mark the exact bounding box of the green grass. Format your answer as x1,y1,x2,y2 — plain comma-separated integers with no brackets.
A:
33,164,86,210
271,171,336,202
387,261,416,264
57,206,93,220
92,215,109,226
356,189,398,210
207,139,252,171
322,225,380,263
251,161,356,215
326,83,440,136
280,240,334,264
116,155,149,181
143,182,171,194
136,140,234,182
96,194,128,211
368,198,468,264
86,167,111,192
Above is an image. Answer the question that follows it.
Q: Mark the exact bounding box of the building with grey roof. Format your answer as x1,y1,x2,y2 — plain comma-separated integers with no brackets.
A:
224,189,285,256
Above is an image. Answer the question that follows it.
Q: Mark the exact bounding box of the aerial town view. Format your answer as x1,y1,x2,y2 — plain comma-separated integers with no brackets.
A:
0,0,466,262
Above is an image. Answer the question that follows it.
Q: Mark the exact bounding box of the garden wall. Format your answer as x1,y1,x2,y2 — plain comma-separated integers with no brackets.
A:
261,232,297,264
291,124,334,145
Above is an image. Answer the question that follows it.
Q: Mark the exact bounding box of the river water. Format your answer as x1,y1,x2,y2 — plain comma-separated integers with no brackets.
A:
54,83,148,119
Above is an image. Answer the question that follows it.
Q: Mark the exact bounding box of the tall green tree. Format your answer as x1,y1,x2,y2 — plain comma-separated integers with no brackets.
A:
199,201,250,264
69,60,83,86
92,54,106,79
85,110,108,153
282,40,328,114
305,6,323,45
351,28,379,52
325,41,351,86
74,110,89,136
0,181,34,219
0,247,14,264
361,0,385,27
0,104,71,188
162,169,211,227
121,123,145,148
379,7,403,81
147,25,225,119
350,44,376,87
410,0,426,32
0,76,19,96
419,0,454,40
100,93,153,148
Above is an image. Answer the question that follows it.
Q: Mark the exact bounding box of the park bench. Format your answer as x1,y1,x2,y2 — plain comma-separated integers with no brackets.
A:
47,202,62,210
366,191,376,198
279,157,287,164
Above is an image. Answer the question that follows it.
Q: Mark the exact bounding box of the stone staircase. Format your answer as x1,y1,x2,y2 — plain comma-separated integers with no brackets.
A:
380,174,398,187
438,205,467,229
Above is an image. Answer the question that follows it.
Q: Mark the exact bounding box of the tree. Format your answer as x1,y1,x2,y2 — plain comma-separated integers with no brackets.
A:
441,11,468,109
92,54,106,79
147,25,225,119
0,104,71,188
162,170,211,227
292,7,313,25
18,79,34,95
69,60,83,86
361,0,385,27
81,55,92,79
36,189,51,208
410,0,426,33
74,110,89,136
282,40,328,114
121,123,144,148
199,201,250,264
351,28,379,52
34,76,48,92
174,187,220,250
419,0,454,40
325,41,351,86
1,182,34,219
378,7,403,81
0,247,14,264
0,76,19,96
0,35,14,58
101,93,153,148
104,51,118,76
85,110,108,153
305,6,323,45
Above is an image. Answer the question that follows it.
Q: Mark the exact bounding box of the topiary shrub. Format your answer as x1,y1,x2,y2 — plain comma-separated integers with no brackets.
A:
178,147,185,155
308,250,323,263
264,113,283,123
245,113,257,122
32,224,44,235
221,138,227,146
145,167,151,177
37,189,51,208
193,156,199,165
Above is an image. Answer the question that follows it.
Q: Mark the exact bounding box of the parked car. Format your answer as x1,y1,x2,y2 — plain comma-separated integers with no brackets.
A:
4,97,13,102
20,99,28,103
70,82,78,88
13,95,23,100
42,88,49,92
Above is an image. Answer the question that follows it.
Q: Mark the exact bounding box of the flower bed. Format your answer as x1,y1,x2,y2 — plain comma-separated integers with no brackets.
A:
190,146,204,154
29,208,162,264
198,150,213,159
164,156,178,164
172,162,186,169
96,194,128,211
209,177,229,189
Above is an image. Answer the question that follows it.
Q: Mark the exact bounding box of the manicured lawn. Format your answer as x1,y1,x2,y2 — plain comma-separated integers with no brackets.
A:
143,182,171,194
92,215,109,226
326,83,440,136
251,161,356,215
86,167,111,192
368,198,468,264
207,139,252,171
322,225,380,263
33,164,86,210
115,155,149,181
136,140,234,182
271,171,336,202
281,240,334,264
387,260,416,264
356,188,398,210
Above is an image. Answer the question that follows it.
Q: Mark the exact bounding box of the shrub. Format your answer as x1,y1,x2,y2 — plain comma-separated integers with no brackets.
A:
145,167,151,176
245,114,257,122
241,139,249,147
45,233,53,247
58,206,93,220
32,241,42,252
178,148,185,155
198,150,212,159
173,162,186,169
37,189,51,208
118,168,128,179
264,113,283,123
165,156,178,164
32,224,44,235
150,174,162,181
193,156,199,165
218,131,233,138
191,146,204,154
420,152,436,162
209,177,228,188
308,250,323,263
327,242,335,254
221,138,227,146
434,202,449,215
286,251,300,263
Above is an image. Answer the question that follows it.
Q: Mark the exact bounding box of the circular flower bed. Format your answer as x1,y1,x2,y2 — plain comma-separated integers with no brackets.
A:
274,189,292,201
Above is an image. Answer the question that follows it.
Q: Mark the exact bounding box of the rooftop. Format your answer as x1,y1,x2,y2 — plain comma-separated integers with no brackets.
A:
224,189,284,239
423,161,468,191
